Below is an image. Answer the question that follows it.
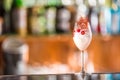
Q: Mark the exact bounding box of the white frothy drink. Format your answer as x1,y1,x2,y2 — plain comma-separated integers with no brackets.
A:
73,23,92,50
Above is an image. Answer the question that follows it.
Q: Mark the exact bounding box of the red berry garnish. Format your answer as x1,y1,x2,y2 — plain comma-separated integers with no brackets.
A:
81,31,85,35
77,17,88,29
77,29,81,32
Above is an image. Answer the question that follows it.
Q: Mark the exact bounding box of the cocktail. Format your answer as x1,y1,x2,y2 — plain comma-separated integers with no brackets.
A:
73,16,92,80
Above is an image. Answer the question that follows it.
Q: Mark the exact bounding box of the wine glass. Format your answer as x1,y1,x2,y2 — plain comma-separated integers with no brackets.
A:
73,16,92,79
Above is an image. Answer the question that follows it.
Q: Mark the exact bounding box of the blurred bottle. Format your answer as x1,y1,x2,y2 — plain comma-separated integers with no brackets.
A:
56,6,71,33
111,0,120,35
62,0,76,32
103,0,112,35
46,0,62,34
46,6,57,34
89,7,100,34
2,0,13,34
27,6,47,35
100,7,112,35
11,0,27,36
99,6,108,36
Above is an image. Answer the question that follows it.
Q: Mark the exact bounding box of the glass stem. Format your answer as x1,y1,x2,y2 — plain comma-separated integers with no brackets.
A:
81,50,85,74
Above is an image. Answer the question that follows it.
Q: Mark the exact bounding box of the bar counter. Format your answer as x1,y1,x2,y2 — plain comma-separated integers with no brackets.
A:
0,35,120,77
1,72,120,80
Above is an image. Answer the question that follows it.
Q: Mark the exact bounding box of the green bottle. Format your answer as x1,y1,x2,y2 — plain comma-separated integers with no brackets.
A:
11,0,27,36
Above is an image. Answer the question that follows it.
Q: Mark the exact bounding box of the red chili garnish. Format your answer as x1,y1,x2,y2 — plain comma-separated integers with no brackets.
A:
81,31,85,35
77,17,88,29
77,29,81,32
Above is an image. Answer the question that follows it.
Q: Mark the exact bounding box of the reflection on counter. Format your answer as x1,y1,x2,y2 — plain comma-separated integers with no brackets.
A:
0,73,120,80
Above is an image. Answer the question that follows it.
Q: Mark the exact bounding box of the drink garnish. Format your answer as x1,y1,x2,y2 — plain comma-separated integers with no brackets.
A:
77,17,88,30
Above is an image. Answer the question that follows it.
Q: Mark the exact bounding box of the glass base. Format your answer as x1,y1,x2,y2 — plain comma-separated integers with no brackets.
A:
74,72,91,80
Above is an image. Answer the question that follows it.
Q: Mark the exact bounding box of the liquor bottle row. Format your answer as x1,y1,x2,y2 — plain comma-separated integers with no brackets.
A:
0,0,76,36
89,5,120,35
1,0,120,36
76,0,120,35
